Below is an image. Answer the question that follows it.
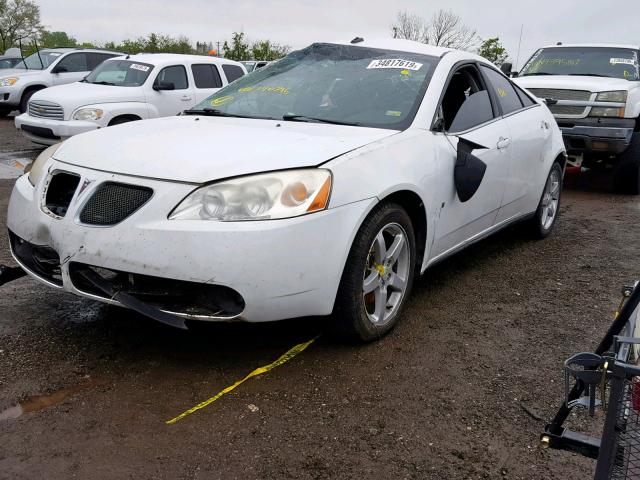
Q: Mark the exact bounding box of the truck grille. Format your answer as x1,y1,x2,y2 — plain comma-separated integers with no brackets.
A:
80,182,153,226
527,88,592,117
28,100,64,120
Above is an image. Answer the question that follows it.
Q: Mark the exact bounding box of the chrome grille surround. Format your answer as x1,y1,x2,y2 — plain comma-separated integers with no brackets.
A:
28,100,64,120
527,88,594,118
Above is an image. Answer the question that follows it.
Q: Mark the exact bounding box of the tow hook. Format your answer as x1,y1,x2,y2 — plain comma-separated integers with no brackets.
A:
0,264,27,287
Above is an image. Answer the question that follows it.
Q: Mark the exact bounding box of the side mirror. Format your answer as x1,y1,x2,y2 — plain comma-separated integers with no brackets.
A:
51,65,68,74
153,81,175,91
454,138,488,202
500,62,513,77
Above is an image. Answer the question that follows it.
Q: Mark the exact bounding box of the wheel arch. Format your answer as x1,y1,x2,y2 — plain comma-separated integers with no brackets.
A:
108,114,142,126
20,84,47,102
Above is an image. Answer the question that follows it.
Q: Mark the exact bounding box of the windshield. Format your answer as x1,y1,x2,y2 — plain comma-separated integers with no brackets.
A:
13,51,64,70
191,43,438,129
84,59,153,86
520,47,640,81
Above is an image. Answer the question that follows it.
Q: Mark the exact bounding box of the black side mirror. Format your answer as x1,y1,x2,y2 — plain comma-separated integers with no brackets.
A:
454,137,488,202
52,65,68,74
500,62,513,77
153,81,175,91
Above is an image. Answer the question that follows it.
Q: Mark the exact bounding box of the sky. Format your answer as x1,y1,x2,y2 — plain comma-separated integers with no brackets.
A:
37,0,640,69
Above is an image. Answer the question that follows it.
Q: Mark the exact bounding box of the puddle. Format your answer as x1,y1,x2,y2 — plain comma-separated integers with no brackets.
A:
0,150,40,180
0,377,106,421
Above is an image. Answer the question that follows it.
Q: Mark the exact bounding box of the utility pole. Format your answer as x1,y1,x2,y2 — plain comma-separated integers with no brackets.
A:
217,41,220,57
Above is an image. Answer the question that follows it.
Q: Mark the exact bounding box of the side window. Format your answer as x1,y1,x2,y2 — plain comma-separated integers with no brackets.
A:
55,53,89,72
438,65,496,133
155,65,188,90
191,64,223,89
87,53,118,71
480,66,524,115
222,64,245,83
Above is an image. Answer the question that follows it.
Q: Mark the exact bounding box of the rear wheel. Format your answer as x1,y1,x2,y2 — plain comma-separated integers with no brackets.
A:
613,133,640,195
332,203,416,343
528,161,563,239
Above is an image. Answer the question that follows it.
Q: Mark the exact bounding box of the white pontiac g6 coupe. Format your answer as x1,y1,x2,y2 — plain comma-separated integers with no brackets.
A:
7,39,566,342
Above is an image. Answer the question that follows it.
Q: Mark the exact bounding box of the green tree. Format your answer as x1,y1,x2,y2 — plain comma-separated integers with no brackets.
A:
222,32,250,61
0,0,42,51
250,40,290,61
40,30,77,48
477,37,509,67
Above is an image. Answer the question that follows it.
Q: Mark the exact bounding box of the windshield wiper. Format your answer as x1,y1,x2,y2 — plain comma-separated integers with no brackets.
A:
520,72,554,76
89,81,116,86
567,73,614,78
282,114,362,127
183,107,271,119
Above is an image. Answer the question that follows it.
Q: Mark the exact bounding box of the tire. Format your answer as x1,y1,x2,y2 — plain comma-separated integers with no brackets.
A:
527,161,563,239
109,116,139,127
19,89,39,113
613,133,640,195
0,107,10,118
332,202,416,343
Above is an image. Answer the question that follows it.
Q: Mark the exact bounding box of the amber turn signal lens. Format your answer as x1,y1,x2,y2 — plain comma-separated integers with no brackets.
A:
307,176,332,212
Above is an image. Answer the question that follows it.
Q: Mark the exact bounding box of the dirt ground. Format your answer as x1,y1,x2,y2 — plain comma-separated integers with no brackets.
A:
1,116,638,480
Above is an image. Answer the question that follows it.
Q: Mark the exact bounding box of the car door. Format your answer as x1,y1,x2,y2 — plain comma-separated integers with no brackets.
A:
51,52,92,85
150,65,194,116
480,65,550,222
190,63,224,104
429,63,512,260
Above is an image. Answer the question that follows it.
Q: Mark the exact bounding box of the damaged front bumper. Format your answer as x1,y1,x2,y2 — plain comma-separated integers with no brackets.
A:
7,162,373,325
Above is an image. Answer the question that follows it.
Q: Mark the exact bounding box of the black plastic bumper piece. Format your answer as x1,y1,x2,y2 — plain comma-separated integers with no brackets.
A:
0,264,27,286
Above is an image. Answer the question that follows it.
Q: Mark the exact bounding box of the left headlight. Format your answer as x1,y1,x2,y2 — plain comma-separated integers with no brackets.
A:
169,169,332,221
27,143,62,186
0,77,18,87
73,108,104,121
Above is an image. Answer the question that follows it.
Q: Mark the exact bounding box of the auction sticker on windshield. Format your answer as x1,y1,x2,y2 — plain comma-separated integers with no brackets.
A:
130,64,150,72
367,59,423,70
610,58,636,66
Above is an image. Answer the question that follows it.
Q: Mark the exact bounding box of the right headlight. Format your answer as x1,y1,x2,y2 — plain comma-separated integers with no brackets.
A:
0,77,18,87
73,108,104,121
595,91,627,103
169,169,332,221
27,143,62,186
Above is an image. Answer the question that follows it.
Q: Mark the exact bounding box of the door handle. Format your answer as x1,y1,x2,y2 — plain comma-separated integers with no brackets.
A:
181,96,192,102
497,137,511,150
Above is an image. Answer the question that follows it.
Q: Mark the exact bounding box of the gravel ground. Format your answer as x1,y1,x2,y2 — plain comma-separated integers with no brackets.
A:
1,117,638,479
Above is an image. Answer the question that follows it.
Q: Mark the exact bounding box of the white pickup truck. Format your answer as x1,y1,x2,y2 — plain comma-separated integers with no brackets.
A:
512,44,640,193
0,47,124,117
14,53,247,145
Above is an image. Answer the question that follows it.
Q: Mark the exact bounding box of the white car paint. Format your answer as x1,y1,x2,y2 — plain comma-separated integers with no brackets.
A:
6,38,566,325
14,54,247,145
0,48,123,114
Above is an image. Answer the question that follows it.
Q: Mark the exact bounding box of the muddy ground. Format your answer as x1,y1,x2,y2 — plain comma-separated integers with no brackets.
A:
1,116,638,479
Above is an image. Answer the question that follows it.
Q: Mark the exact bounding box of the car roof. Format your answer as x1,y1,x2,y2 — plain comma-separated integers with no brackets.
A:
328,37,454,58
39,47,126,54
540,43,640,50
112,53,244,67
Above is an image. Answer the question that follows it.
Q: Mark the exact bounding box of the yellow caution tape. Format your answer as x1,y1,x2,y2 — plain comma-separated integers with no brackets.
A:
166,336,318,425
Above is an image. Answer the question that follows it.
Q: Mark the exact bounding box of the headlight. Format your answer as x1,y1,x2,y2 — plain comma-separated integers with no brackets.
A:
595,91,627,103
27,143,62,186
589,107,626,118
73,108,104,121
0,77,18,87
169,169,332,221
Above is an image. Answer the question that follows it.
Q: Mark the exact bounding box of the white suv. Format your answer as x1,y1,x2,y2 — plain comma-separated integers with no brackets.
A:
0,47,124,117
14,54,247,145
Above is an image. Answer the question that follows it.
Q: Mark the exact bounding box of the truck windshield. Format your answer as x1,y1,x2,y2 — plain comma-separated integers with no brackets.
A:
83,60,154,87
189,43,439,130
520,47,640,81
13,51,64,70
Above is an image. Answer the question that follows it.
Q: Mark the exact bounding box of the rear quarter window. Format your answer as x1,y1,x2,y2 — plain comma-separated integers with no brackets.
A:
480,65,524,115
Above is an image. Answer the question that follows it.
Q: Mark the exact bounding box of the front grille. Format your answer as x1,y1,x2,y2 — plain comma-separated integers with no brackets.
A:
9,231,62,286
44,172,80,218
80,182,153,226
28,100,64,120
549,105,588,116
527,88,592,117
69,263,246,319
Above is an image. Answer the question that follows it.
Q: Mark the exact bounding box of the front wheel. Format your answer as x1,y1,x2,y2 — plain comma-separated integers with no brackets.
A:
332,203,416,343
613,133,640,195
527,161,563,239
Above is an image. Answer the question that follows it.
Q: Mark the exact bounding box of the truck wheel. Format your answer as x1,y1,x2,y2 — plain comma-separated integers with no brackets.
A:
613,133,640,195
527,161,563,239
332,202,416,343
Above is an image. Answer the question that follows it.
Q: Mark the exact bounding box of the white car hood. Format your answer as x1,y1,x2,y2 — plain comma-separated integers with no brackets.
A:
515,75,638,93
54,115,398,183
30,81,143,112
0,68,44,79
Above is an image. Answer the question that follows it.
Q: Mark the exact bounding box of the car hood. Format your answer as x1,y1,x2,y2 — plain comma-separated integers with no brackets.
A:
54,115,398,183
515,75,639,93
0,68,45,79
30,81,144,113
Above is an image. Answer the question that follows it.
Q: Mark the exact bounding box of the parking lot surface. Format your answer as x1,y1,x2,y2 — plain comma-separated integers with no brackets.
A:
1,116,638,479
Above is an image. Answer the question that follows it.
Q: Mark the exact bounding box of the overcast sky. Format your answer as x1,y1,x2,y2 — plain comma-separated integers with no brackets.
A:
37,0,640,69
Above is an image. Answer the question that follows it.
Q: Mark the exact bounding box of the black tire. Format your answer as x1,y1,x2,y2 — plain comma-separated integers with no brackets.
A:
528,161,564,239
109,116,139,127
19,88,39,113
0,107,10,118
613,133,640,195
332,202,416,343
